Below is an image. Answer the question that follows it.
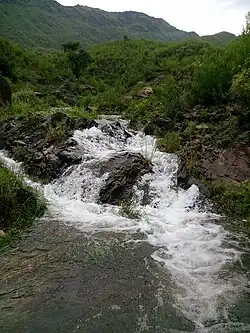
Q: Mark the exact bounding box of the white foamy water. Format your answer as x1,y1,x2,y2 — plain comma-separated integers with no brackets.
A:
1,123,248,331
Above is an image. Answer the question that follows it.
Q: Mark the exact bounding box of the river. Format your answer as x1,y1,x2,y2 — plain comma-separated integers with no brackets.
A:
0,121,249,332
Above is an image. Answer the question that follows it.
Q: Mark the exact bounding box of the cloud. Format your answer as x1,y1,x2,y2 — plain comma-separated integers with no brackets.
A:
58,0,247,35
216,0,249,9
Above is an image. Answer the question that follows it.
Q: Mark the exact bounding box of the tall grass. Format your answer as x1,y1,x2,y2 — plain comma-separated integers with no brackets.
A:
0,165,46,248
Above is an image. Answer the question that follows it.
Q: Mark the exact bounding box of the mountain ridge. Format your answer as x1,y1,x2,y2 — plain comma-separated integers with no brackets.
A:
0,0,235,48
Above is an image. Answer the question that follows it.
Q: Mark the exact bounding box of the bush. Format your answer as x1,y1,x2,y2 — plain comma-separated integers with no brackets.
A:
231,68,250,104
0,165,46,247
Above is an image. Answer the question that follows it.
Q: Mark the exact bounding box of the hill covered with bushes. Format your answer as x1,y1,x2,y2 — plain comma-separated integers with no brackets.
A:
0,0,235,48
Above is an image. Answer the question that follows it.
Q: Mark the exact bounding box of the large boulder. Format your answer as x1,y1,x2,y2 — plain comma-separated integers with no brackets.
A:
99,152,153,205
0,76,12,107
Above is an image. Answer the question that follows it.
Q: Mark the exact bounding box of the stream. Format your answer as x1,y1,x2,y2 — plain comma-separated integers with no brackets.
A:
0,120,250,332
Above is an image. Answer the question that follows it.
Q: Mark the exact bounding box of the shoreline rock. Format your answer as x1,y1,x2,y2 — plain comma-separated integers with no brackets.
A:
0,112,98,182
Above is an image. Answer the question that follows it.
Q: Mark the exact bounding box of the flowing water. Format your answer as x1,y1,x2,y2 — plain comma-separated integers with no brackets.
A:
1,121,250,332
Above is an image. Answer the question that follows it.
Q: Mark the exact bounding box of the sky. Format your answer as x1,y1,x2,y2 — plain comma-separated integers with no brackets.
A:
58,0,249,36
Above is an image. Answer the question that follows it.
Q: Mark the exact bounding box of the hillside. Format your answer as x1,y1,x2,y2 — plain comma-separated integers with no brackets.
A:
0,0,234,48
202,31,236,46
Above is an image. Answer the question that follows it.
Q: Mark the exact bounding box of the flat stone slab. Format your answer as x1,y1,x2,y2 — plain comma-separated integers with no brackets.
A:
0,220,195,333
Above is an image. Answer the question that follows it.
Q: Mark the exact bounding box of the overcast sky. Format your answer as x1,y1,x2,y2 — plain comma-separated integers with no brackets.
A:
58,0,248,35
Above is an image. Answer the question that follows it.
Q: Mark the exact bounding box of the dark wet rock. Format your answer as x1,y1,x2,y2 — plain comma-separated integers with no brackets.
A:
100,122,132,141
0,112,98,182
99,152,153,205
0,75,12,107
144,117,173,135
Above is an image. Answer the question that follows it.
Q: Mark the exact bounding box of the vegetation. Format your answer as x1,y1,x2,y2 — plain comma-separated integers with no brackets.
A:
0,165,46,248
0,11,249,228
0,0,234,48
119,200,142,220
211,180,250,220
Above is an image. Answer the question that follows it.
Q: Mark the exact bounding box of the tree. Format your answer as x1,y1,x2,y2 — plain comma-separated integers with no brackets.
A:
62,41,92,78
62,41,81,53
243,12,250,35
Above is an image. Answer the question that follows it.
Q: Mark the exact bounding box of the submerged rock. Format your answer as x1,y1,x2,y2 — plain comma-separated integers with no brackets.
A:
0,75,12,107
99,152,153,205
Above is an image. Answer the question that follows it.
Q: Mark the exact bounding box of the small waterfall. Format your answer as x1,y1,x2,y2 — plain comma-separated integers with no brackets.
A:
1,122,249,331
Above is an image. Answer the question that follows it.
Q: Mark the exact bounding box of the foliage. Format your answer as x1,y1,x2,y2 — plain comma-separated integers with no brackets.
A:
63,42,92,78
231,68,250,104
0,13,249,225
211,180,250,219
0,165,46,248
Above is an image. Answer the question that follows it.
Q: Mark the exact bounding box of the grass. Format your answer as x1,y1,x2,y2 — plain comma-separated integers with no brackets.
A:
211,180,250,220
86,245,115,265
157,132,181,153
66,106,97,120
0,165,46,249
0,90,49,120
45,122,68,144
119,200,141,220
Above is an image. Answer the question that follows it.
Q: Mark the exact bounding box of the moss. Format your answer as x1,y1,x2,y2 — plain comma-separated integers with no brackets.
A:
0,165,46,249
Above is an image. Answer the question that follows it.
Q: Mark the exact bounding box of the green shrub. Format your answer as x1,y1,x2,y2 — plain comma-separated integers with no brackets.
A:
192,51,232,105
231,68,250,103
0,165,46,248
13,88,38,103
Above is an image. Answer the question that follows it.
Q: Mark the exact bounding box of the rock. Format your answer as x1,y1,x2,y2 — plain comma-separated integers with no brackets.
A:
201,145,250,182
99,152,153,205
177,159,191,190
137,86,153,98
177,158,210,198
144,117,172,135
0,112,98,182
0,230,6,236
100,122,132,141
0,76,12,107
